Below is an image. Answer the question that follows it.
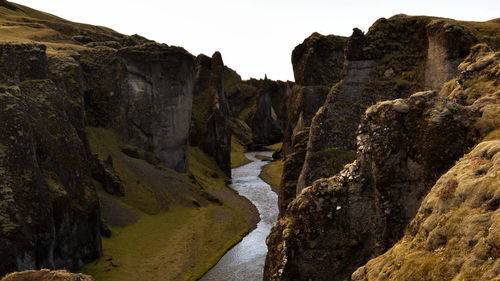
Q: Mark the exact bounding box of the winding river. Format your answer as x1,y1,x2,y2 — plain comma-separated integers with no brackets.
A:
200,151,278,281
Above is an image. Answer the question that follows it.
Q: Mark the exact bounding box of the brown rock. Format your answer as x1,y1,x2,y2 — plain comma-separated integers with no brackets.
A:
1,269,94,281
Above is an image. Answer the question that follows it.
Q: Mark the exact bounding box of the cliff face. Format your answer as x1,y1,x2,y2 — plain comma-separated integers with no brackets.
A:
292,33,347,86
277,33,347,214
118,44,195,173
265,91,475,281
249,77,284,146
351,43,500,281
266,15,500,281
190,52,231,176
353,141,500,281
296,15,478,196
81,43,195,173
0,43,102,275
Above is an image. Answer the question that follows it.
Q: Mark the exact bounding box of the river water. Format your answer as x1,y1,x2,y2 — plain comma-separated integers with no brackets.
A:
200,151,278,281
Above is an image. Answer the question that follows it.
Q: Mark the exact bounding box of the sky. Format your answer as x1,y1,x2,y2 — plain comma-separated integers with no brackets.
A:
10,0,500,82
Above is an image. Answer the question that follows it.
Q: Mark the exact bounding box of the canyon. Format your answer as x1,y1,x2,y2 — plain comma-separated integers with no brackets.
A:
0,1,500,281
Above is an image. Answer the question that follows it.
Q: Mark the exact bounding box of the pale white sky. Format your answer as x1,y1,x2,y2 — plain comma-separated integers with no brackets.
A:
10,0,500,81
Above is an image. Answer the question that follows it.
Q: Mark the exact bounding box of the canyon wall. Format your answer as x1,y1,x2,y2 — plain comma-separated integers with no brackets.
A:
266,15,500,280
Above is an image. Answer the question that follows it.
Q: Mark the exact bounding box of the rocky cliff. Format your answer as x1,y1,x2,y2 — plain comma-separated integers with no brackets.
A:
351,42,500,281
296,16,478,195
0,43,102,275
266,16,500,281
189,52,231,176
265,91,475,281
277,32,347,214
80,43,195,173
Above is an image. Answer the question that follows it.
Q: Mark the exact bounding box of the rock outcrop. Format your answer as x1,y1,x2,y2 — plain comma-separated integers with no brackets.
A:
1,269,95,281
296,15,478,195
278,85,330,214
352,141,500,281
189,52,231,176
117,43,195,173
277,32,347,214
250,77,283,146
80,43,195,173
265,92,474,281
350,46,500,281
0,43,102,276
292,33,347,86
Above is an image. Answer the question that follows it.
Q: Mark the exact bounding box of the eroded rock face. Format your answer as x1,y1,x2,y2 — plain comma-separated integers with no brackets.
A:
118,43,195,172
189,52,232,176
79,43,195,173
251,77,283,146
424,19,477,91
0,43,101,276
278,85,330,214
264,92,474,281
296,15,479,195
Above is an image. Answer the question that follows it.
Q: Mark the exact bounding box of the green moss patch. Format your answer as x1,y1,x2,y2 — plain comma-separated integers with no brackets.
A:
259,160,284,193
230,136,251,168
265,142,283,152
309,147,357,181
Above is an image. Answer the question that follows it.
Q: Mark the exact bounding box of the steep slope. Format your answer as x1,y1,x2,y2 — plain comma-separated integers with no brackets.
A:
353,140,500,281
0,43,101,274
190,52,231,176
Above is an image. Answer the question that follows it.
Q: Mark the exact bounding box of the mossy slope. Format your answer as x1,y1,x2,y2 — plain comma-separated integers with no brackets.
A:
353,141,500,281
81,127,258,281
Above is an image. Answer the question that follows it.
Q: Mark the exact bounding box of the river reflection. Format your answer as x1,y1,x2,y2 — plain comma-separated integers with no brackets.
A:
200,151,278,281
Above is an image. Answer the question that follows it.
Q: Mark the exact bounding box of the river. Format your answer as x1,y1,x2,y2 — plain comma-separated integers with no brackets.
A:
200,151,278,281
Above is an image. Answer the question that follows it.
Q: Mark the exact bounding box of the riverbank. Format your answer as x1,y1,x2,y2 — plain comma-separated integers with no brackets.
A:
200,152,278,281
258,142,284,194
258,160,283,194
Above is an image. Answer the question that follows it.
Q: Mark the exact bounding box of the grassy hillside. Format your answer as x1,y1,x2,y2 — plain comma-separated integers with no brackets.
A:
81,128,258,281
